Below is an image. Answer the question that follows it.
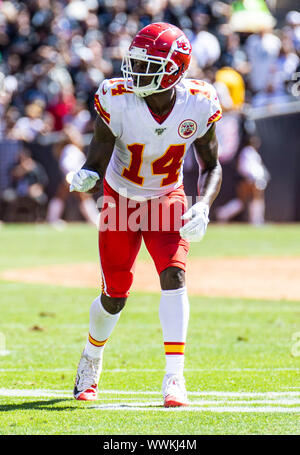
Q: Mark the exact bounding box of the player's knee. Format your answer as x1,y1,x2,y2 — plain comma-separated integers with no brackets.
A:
160,266,185,290
101,294,127,314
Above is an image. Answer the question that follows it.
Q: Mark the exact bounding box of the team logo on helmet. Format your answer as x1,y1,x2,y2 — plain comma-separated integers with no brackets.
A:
178,119,197,139
175,37,191,55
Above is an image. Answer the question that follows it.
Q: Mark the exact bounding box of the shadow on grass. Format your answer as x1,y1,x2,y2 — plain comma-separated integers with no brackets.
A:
0,398,77,412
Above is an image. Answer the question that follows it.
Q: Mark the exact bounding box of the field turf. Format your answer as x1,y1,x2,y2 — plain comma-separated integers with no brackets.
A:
0,223,299,435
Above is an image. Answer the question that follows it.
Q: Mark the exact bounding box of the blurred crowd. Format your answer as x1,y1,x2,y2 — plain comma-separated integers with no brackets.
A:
1,0,300,140
0,0,300,224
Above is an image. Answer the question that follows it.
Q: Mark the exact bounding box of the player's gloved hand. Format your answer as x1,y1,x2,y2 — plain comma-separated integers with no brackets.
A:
179,202,209,242
69,169,100,193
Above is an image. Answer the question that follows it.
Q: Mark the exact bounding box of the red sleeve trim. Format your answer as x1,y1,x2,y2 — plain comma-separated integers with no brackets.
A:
207,109,222,126
94,94,110,124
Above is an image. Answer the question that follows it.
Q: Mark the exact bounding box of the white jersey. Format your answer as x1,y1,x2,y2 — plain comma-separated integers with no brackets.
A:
94,77,222,199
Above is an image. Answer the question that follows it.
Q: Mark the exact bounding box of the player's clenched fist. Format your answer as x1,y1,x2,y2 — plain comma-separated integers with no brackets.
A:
180,202,209,242
69,169,100,192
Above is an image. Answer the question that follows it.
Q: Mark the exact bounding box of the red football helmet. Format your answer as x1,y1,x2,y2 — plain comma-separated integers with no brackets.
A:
121,22,192,97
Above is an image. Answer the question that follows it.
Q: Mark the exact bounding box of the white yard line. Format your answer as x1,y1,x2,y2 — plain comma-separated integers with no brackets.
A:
0,389,73,398
1,388,300,413
1,388,300,398
188,391,300,397
0,368,74,372
101,390,300,397
0,367,299,372
103,368,300,372
99,399,300,406
91,404,300,413
191,399,300,405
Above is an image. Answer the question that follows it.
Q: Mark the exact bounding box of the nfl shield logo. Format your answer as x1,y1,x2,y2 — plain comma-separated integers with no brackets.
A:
155,127,167,136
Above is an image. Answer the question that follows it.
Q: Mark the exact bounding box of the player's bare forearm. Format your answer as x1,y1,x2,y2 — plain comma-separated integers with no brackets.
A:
193,123,222,207
197,159,222,207
83,115,116,181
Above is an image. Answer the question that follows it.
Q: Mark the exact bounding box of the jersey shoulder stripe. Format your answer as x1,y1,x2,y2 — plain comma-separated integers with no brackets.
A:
94,78,131,137
183,79,223,125
101,78,133,96
182,79,220,106
94,93,110,124
207,109,222,126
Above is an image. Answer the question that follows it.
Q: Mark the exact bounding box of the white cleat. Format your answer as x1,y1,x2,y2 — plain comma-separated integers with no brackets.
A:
162,374,189,407
73,351,102,401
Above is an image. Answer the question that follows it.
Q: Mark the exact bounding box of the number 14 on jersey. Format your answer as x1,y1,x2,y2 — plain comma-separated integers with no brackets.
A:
122,143,186,187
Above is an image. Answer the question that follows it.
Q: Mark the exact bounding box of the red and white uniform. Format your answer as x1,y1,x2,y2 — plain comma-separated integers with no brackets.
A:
94,77,222,297
95,78,222,199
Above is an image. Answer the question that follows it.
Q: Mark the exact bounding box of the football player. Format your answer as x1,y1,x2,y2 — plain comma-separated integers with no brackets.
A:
70,22,222,407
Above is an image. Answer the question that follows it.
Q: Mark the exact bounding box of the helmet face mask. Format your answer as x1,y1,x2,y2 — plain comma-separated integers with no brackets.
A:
121,23,191,98
121,48,179,97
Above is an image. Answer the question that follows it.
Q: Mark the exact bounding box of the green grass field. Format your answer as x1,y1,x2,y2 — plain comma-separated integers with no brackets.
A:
0,223,299,435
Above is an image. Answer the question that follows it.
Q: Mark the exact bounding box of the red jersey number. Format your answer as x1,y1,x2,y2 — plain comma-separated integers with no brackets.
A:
122,143,186,187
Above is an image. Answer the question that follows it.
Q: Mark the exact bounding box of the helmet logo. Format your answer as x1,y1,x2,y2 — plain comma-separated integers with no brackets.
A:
175,37,191,55
130,46,147,56
178,119,197,138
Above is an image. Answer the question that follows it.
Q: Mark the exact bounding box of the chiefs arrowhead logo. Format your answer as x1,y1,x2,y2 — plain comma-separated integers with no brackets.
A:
175,37,191,55
178,119,197,139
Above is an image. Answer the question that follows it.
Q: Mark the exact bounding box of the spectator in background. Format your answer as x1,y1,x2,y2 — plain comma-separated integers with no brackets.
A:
190,2,221,69
1,147,49,222
8,99,54,142
212,66,270,225
0,78,12,139
273,32,299,92
285,10,300,55
215,66,246,110
217,30,250,76
235,134,270,225
215,124,270,225
70,98,93,134
192,29,221,68
251,32,299,107
245,28,282,95
47,89,77,132
46,123,99,226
